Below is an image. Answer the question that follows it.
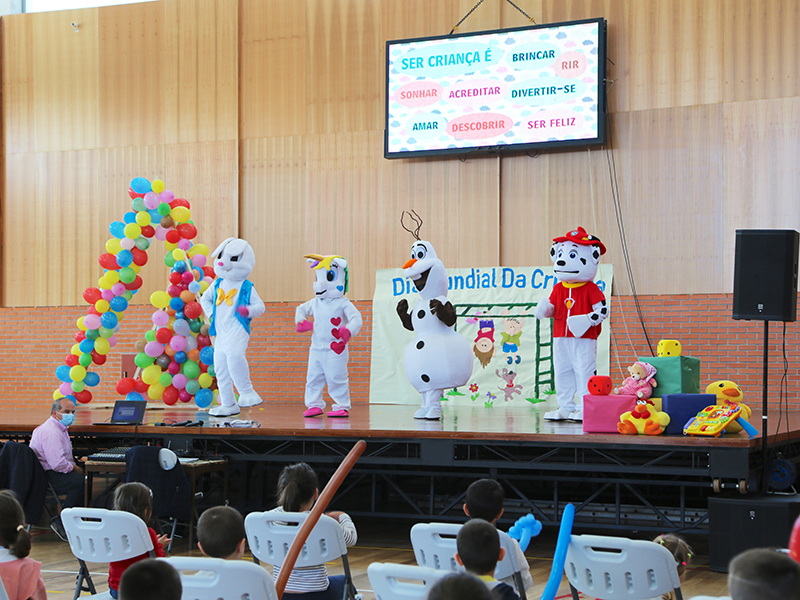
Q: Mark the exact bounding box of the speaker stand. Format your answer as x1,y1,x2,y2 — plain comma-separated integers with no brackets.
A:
761,320,769,494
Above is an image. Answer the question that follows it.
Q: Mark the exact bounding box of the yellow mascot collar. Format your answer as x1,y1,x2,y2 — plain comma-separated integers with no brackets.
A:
562,281,588,289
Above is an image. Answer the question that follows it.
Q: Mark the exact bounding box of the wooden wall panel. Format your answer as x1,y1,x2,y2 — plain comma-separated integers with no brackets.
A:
1,16,35,155
2,153,35,305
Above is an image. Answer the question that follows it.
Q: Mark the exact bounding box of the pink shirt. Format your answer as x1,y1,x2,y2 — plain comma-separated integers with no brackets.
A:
29,416,75,473
0,548,47,600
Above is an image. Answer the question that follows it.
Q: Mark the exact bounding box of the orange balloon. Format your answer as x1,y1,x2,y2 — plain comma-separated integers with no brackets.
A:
188,349,200,362
164,345,176,357
179,290,195,303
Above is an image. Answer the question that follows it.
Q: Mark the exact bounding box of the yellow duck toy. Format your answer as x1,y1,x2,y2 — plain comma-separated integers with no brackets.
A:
618,398,671,435
705,380,751,434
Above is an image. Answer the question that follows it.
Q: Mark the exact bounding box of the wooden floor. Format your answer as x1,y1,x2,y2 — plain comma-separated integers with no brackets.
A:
29,519,730,599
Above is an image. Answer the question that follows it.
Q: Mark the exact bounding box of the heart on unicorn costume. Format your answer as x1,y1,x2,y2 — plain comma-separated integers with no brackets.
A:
331,328,340,339
330,340,346,355
330,317,342,326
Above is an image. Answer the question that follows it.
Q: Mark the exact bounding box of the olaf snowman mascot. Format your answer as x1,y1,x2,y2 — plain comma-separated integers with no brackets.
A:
534,227,609,422
199,238,266,417
396,212,473,420
295,254,362,418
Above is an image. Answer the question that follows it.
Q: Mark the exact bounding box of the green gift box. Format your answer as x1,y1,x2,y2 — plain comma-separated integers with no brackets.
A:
637,356,700,397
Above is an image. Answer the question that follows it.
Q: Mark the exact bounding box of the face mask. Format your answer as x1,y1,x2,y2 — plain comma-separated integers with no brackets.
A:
60,413,75,427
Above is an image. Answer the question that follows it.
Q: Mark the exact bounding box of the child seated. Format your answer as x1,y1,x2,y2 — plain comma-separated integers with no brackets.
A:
118,558,182,600
0,490,46,600
427,572,492,600
197,506,246,560
728,548,800,600
108,482,171,599
455,519,519,600
646,534,693,600
272,462,357,599
463,479,532,592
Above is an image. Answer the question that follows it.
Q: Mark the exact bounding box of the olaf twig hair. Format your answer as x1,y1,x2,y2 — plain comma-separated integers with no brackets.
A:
401,210,423,240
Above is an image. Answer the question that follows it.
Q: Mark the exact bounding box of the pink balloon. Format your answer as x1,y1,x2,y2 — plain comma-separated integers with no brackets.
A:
178,238,192,250
145,341,164,358
83,314,101,330
168,361,181,375
178,389,192,403
160,190,175,203
144,192,160,210
192,254,206,268
108,335,118,348
152,310,169,327
111,282,127,296
120,238,135,250
154,225,168,241
101,289,114,301
170,336,187,352
171,374,188,389
59,382,72,395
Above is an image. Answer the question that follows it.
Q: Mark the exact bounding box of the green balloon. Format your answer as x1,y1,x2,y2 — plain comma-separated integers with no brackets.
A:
159,373,173,387
79,353,93,367
207,365,215,378
145,330,156,342
123,291,133,301
182,361,200,380
132,197,146,212
119,266,136,283
157,203,172,216
134,352,154,368
85,328,99,340
98,326,114,339
164,253,176,268
189,318,202,333
71,380,85,392
135,236,150,250
185,380,200,395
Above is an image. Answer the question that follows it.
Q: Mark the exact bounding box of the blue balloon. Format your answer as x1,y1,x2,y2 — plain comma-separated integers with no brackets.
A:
84,372,100,387
194,388,213,409
173,310,185,321
199,346,214,366
109,296,128,312
126,391,145,402
109,221,126,239
78,338,95,353
130,177,152,194
173,351,188,364
100,312,118,329
148,209,161,222
64,395,77,404
116,249,133,268
123,211,137,225
172,260,187,273
169,297,185,311
539,504,575,600
56,365,72,383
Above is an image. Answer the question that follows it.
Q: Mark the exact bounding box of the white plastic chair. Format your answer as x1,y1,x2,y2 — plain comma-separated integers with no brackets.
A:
410,522,528,599
565,534,684,600
0,578,9,600
61,507,156,600
244,510,357,600
163,556,279,600
368,562,450,600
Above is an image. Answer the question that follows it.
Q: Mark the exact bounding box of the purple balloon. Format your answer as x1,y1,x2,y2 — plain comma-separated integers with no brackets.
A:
145,341,165,358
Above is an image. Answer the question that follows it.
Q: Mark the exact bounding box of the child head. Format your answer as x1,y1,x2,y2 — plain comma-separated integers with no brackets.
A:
464,478,504,523
427,572,492,600
119,558,182,600
653,533,693,579
114,482,153,523
728,548,800,600
0,490,32,559
277,462,319,512
197,506,246,560
455,518,504,577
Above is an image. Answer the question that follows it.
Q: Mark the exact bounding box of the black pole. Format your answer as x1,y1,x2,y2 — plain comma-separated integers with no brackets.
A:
761,320,769,494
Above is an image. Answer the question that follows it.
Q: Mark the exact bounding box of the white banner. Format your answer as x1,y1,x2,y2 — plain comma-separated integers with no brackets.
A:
369,264,613,406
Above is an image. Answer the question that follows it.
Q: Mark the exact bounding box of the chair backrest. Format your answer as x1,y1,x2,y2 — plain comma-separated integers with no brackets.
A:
163,556,279,600
368,562,450,600
565,534,683,600
61,507,155,564
125,446,191,521
410,522,521,581
244,510,348,567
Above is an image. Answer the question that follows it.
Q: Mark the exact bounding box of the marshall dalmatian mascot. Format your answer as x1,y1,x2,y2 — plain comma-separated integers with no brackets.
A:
296,254,362,418
535,227,609,422
396,212,473,420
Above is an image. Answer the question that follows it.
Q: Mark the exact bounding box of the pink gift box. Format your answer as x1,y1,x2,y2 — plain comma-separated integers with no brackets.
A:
583,394,637,433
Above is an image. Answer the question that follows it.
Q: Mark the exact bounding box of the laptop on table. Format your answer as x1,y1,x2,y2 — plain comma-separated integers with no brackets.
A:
92,400,147,426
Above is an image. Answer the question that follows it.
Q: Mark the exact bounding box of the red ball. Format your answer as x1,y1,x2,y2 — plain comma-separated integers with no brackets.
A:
176,223,197,239
124,275,143,291
75,331,86,342
65,354,79,367
91,350,107,366
83,287,102,304
73,390,93,404
196,334,211,348
169,271,183,285
116,377,135,395
167,285,182,298
162,385,179,406
166,230,181,244
131,247,148,267
183,301,202,320
170,198,190,209
202,266,216,279
128,187,143,199
140,224,155,238
134,377,149,393
98,253,120,270
155,327,173,344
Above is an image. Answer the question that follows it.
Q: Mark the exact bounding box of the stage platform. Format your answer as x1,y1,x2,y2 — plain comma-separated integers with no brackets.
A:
3,402,799,536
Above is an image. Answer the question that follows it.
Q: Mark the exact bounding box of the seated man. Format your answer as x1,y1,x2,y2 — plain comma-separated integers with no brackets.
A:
29,397,83,540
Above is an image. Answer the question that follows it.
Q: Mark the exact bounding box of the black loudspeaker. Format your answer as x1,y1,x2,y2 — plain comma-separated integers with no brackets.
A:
732,229,799,321
709,495,800,572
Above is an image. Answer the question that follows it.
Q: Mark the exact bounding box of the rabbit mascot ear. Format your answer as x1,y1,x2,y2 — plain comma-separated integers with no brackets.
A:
199,238,266,417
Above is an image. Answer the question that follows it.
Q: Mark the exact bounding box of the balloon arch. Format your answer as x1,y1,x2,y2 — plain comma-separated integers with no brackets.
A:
54,177,218,409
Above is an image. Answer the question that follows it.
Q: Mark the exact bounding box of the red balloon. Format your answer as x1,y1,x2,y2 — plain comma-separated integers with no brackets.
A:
91,350,107,365
83,287,102,304
134,377,149,393
73,390,93,404
124,275,143,291
196,334,211,348
87,306,101,317
176,223,197,239
75,331,86,342
116,377,135,395
65,354,79,367
169,271,183,285
178,389,193,403
165,230,181,244
141,224,155,238
98,253,120,270
181,271,194,284
128,187,143,199
167,285,182,298
155,327,173,344
199,362,208,373
131,247,148,267
170,198,190,209
167,361,181,375
203,266,216,279
162,385,179,406
178,282,189,292
183,301,202,320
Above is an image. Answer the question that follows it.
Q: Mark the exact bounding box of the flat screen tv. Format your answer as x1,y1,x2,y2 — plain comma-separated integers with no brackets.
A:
385,18,606,159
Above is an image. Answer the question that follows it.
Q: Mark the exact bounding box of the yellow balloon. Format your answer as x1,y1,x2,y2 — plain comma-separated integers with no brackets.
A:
147,383,165,400
124,223,142,239
142,365,162,386
172,249,186,261
93,337,111,355
135,211,152,227
105,270,121,284
53,389,65,401
150,290,170,309
198,373,213,388
164,241,178,252
114,310,124,322
69,365,87,381
71,343,82,356
105,238,123,254
95,299,110,313
152,179,165,194
77,316,88,331
188,244,209,257
199,280,210,293
170,206,191,223
131,264,141,274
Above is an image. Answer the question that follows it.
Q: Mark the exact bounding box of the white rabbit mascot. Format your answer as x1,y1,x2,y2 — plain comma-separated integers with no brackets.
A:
534,227,609,422
199,238,266,417
396,212,473,420
295,254,362,418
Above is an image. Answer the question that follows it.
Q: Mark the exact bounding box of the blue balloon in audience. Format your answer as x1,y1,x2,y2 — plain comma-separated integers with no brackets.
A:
84,372,100,387
56,365,72,383
130,177,151,194
199,346,214,366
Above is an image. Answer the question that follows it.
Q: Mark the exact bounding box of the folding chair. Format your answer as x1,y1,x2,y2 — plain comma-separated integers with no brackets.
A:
410,522,528,599
163,556,279,600
0,578,9,600
368,562,450,600
564,534,684,600
60,507,156,600
244,510,358,600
